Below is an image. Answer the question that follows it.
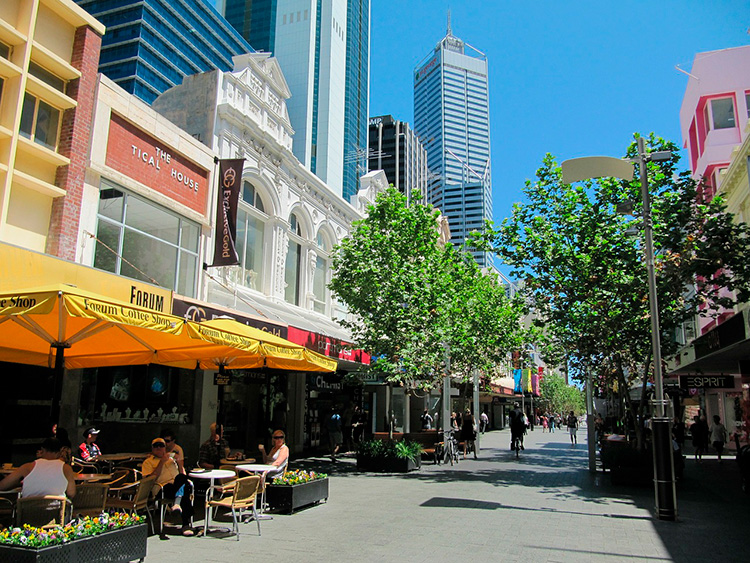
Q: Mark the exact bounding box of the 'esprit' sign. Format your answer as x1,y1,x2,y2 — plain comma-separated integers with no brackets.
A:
679,375,735,389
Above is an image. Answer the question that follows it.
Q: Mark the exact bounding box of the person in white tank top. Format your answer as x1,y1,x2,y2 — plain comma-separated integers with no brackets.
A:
258,430,289,477
0,438,77,498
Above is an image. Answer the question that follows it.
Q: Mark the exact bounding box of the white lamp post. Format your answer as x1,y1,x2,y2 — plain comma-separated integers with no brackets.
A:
562,136,677,521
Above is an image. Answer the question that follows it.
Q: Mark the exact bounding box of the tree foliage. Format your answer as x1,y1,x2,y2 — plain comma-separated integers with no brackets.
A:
329,187,526,389
478,133,750,442
538,374,585,416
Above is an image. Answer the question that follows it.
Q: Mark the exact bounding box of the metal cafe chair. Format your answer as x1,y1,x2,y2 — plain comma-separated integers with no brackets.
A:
72,483,110,518
204,476,261,540
15,495,72,528
105,474,157,533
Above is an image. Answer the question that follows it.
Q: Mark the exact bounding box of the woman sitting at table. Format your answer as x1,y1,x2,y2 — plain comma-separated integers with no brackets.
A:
257,430,289,478
0,438,76,498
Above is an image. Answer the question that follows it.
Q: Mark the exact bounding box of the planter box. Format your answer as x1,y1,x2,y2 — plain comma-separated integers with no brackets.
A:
0,523,147,563
356,456,421,473
266,478,329,514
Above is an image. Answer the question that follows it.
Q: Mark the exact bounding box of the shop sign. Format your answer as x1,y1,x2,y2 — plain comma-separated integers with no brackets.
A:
0,242,171,313
172,296,287,338
308,373,343,391
693,311,746,359
105,113,209,214
414,54,438,84
287,326,370,363
358,373,387,384
679,375,735,389
214,372,232,386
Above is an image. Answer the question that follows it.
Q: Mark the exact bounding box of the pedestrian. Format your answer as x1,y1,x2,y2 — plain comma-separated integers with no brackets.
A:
549,414,555,433
671,417,685,449
460,409,475,459
709,414,728,463
541,415,548,433
479,410,489,433
327,406,343,461
567,411,578,446
420,408,433,430
691,415,709,462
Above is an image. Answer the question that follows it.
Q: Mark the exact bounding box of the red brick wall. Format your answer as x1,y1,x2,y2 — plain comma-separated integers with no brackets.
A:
47,26,102,260
105,114,209,215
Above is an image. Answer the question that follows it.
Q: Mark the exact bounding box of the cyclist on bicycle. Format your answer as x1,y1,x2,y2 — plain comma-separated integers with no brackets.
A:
509,402,526,452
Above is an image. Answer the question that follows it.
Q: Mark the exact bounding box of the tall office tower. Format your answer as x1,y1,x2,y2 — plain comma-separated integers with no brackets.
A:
367,115,429,204
413,23,492,266
75,0,253,104
222,1,369,200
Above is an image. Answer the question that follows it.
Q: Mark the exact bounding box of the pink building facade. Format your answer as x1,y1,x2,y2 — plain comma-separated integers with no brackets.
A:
680,46,750,198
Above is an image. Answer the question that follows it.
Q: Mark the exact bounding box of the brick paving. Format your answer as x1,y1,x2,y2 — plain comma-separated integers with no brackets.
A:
145,426,749,562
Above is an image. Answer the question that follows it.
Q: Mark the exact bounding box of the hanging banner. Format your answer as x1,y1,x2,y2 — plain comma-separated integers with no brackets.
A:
531,372,540,396
211,158,244,267
522,369,532,393
513,369,522,393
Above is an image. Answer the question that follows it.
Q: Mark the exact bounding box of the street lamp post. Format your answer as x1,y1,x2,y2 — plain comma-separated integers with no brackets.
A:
562,137,677,521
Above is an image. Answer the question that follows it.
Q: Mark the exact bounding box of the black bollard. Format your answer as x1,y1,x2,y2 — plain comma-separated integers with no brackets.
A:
651,416,677,520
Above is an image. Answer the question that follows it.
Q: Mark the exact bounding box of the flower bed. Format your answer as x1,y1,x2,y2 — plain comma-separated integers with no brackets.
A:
0,513,147,563
272,470,327,486
267,470,329,514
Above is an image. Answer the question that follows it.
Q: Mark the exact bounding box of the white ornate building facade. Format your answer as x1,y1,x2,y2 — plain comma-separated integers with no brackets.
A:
153,53,377,343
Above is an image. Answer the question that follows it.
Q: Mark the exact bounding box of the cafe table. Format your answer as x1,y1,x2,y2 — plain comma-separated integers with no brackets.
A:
219,457,256,466
96,453,149,472
235,464,277,519
75,473,113,483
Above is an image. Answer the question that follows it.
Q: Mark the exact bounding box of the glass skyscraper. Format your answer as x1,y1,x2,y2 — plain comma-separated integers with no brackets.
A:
221,0,369,201
413,27,492,266
76,0,253,104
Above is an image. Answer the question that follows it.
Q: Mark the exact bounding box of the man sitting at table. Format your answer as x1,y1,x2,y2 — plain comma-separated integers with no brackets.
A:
78,427,102,461
142,437,194,536
0,438,76,498
161,429,185,474
198,423,231,470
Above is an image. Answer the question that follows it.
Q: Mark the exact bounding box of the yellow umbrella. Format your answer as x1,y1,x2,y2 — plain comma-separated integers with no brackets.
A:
0,285,264,374
197,318,337,372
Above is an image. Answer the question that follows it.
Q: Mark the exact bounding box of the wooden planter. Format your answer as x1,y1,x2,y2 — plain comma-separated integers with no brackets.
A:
266,478,329,514
356,456,421,473
0,523,147,563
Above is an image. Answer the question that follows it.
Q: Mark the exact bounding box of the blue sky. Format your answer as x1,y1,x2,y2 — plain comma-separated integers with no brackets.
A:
369,0,749,225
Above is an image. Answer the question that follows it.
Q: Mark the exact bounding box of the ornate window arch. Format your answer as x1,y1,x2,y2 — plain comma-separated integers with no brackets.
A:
235,179,271,291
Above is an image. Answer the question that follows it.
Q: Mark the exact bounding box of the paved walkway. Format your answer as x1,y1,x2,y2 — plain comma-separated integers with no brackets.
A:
146,427,749,562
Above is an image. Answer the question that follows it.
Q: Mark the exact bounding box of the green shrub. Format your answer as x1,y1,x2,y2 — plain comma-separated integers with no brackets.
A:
356,439,423,462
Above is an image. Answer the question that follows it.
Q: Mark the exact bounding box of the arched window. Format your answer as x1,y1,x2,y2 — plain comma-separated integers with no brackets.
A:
235,181,268,291
312,229,331,313
284,212,302,305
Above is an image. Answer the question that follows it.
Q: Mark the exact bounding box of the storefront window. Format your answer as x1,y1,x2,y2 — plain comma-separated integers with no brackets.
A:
313,255,327,314
93,184,200,297
235,208,265,291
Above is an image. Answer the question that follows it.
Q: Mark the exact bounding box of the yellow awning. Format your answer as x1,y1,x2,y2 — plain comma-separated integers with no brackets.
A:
0,285,263,370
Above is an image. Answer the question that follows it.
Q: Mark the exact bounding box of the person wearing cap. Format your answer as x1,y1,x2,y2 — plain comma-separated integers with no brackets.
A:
78,427,102,461
0,438,77,499
142,437,195,536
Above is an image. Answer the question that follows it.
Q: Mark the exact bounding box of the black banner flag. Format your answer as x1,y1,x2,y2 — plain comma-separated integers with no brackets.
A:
211,158,244,267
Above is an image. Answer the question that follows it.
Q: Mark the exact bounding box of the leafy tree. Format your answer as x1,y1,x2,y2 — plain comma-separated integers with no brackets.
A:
479,134,750,447
329,187,525,390
538,373,585,416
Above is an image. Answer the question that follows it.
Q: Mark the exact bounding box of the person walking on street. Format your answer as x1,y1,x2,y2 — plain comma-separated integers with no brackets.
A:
549,414,555,433
460,409,476,459
567,411,579,446
709,414,728,463
479,410,489,433
691,415,709,462
327,406,343,461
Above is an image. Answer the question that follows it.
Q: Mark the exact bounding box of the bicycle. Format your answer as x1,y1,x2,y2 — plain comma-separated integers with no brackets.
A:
465,434,478,459
441,429,460,466
511,433,523,458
